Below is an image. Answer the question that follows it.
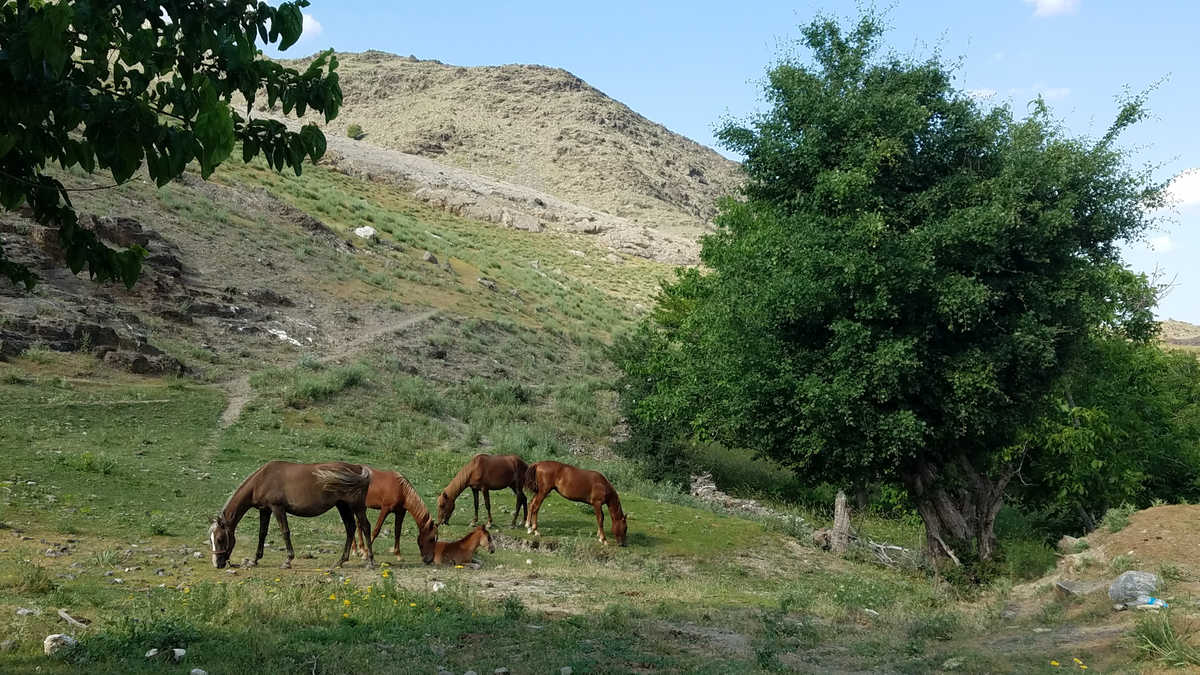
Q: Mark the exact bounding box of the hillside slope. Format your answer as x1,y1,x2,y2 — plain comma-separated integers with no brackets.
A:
282,51,743,241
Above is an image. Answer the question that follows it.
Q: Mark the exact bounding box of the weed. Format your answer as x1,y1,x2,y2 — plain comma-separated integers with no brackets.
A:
21,344,55,364
1109,554,1139,575
1102,503,1137,533
4,562,57,594
1135,612,1200,667
502,594,526,621
61,451,117,475
1160,562,1189,583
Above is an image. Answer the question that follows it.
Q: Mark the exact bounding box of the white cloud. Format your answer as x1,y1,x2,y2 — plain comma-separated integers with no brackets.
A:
1149,235,1175,253
300,13,323,40
1023,0,1081,17
1165,169,1200,209
967,88,997,100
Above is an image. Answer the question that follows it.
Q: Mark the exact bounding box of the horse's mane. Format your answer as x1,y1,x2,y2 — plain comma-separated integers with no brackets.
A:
396,473,435,533
606,490,626,521
221,463,269,520
314,465,372,493
441,457,477,501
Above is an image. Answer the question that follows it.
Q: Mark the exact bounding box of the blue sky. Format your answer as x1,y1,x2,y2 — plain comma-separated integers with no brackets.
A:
279,1,1199,322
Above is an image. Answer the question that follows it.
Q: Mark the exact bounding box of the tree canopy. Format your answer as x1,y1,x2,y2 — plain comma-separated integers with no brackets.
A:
614,13,1165,563
0,0,342,288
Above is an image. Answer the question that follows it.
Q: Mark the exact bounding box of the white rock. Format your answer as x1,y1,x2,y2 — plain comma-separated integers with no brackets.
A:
16,608,35,616
464,671,478,675
525,559,532,565
561,667,573,675
354,226,377,239
43,634,76,656
146,648,160,658
431,581,446,592
172,648,186,662
494,669,510,675
190,670,208,675
192,551,203,559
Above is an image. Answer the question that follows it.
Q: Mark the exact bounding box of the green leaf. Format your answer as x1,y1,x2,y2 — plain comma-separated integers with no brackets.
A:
299,124,326,163
274,4,304,51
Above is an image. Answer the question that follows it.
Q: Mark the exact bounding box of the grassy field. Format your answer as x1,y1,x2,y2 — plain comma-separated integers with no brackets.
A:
0,157,1156,673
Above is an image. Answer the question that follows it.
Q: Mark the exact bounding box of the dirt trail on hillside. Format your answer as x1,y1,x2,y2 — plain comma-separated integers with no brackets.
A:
217,308,439,428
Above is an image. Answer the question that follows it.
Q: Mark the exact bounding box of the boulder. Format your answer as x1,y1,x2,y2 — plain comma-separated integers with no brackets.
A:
1109,571,1161,604
422,251,439,264
353,226,378,240
477,278,498,291
1057,535,1082,553
43,634,76,656
1054,579,1107,599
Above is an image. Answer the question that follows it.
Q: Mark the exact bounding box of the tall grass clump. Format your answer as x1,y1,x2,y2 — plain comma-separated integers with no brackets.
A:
1135,612,1200,667
285,363,368,407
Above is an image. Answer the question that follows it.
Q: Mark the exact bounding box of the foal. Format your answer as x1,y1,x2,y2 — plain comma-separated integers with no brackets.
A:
431,524,495,565
524,461,627,546
350,468,437,564
207,461,375,569
436,454,528,528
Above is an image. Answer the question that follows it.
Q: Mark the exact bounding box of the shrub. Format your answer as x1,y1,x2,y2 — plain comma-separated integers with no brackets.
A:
1102,503,1137,533
346,123,364,139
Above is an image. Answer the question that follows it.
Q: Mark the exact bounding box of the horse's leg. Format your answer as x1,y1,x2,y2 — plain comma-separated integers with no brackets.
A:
471,487,480,526
334,503,356,568
355,507,376,569
510,486,525,527
369,506,391,556
483,489,493,527
393,509,406,557
251,508,270,566
527,490,549,536
271,507,295,569
593,502,608,545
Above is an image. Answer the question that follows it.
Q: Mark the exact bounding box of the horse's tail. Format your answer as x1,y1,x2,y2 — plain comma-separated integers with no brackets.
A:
523,462,539,493
314,465,371,496
514,457,530,492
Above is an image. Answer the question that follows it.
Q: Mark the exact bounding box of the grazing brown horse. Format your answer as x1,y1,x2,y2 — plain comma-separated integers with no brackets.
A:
207,461,375,570
431,524,495,565
524,461,627,546
349,468,437,564
436,454,528,528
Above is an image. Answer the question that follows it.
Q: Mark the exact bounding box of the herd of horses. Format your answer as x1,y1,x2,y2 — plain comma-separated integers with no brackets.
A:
207,453,627,570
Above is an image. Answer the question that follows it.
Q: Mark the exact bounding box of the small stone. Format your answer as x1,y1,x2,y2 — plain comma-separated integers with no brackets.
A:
104,570,114,577
422,251,438,264
1032,627,1051,633
525,559,532,565
477,277,497,291
43,633,76,656
437,669,453,675
354,226,378,240
112,578,124,584
494,669,510,675
16,608,36,616
464,671,477,675
190,670,208,675
941,657,964,670
172,648,186,662
560,667,573,675
192,551,203,559
146,648,159,658
0,639,15,652
156,568,165,576
431,581,445,592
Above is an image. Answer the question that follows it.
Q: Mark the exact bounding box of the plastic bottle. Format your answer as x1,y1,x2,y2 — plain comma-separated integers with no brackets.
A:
1133,595,1168,609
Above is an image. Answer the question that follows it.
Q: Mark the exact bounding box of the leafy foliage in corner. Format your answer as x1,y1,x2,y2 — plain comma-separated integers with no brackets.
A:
615,12,1165,565
0,0,342,288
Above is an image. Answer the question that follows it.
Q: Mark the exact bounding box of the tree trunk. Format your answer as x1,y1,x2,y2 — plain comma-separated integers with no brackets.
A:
831,490,852,554
902,456,1012,566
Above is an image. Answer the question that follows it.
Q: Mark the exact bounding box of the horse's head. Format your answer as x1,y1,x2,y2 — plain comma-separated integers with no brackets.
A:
418,523,437,565
480,524,495,554
208,515,235,568
613,514,628,547
436,491,454,526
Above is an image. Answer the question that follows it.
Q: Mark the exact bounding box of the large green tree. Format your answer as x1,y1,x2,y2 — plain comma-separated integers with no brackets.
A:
0,0,341,289
614,14,1165,563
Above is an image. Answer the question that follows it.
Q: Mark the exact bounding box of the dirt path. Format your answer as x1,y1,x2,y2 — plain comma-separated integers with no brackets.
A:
216,308,439,428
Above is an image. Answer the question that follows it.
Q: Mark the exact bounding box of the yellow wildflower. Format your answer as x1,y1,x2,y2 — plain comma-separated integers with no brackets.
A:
329,594,337,600
183,587,190,594
274,577,281,582
1079,667,1087,671
342,612,349,618
1050,662,1060,668
343,599,351,606
409,602,416,607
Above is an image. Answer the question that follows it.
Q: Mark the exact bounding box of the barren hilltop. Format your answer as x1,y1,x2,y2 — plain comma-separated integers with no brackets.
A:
282,51,743,244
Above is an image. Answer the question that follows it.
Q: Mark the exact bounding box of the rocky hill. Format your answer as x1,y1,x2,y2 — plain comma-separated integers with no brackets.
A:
1162,319,1200,346
280,51,743,248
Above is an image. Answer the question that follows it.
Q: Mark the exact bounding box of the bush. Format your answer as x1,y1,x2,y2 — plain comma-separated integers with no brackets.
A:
346,123,364,139
1135,612,1200,667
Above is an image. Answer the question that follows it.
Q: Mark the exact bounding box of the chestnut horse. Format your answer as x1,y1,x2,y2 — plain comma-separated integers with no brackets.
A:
436,454,528,528
349,468,436,563
432,524,495,565
208,461,375,569
524,461,627,546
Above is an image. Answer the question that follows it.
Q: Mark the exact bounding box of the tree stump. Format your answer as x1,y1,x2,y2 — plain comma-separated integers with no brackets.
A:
831,490,852,554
